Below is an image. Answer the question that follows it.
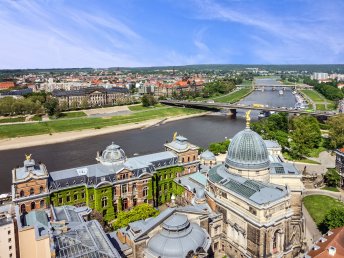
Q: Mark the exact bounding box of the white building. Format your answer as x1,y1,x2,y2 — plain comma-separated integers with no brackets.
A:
0,205,17,258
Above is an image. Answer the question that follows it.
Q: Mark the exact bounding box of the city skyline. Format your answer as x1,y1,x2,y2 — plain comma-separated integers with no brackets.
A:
1,0,344,69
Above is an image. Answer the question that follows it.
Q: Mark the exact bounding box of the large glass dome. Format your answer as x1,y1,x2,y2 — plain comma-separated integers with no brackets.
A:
225,128,270,170
99,142,126,164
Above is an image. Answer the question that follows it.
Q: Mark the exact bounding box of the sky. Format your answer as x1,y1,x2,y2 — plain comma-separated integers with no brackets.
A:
0,0,344,68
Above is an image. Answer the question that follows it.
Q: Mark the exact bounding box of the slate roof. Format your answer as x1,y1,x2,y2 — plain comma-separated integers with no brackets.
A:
14,159,48,181
49,151,178,190
208,165,288,205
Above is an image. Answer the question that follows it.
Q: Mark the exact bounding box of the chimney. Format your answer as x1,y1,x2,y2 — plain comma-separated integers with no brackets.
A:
329,246,336,256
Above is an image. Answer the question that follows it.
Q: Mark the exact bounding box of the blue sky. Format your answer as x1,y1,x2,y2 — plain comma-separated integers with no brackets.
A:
0,0,343,68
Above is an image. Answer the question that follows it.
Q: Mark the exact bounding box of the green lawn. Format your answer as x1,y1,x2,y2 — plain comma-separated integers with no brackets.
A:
282,152,321,164
31,115,42,121
0,107,204,138
321,187,340,192
301,90,326,102
0,116,26,123
303,195,344,227
214,87,253,103
315,104,326,110
59,111,87,118
128,103,164,111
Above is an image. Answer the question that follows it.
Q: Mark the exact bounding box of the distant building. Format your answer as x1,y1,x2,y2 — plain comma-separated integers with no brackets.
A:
0,81,15,89
312,73,329,81
52,86,131,108
305,226,344,257
335,148,344,188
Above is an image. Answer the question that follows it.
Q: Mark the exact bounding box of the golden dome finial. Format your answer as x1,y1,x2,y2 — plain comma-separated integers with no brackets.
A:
245,110,251,128
25,153,32,161
173,132,177,141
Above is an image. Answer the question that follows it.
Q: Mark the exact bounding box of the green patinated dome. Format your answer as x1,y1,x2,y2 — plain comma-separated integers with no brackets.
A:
225,128,270,170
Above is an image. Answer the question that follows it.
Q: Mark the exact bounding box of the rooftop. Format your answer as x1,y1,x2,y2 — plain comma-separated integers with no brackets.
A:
208,165,288,205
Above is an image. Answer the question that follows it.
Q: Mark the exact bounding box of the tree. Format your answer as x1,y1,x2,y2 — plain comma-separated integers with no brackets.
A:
328,114,344,148
59,101,68,111
141,94,157,107
322,208,344,230
289,115,322,158
44,97,60,117
112,203,159,229
71,100,78,110
80,98,89,109
324,168,340,187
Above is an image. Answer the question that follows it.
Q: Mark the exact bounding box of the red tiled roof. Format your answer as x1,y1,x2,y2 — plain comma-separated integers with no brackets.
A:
307,227,344,257
0,81,15,89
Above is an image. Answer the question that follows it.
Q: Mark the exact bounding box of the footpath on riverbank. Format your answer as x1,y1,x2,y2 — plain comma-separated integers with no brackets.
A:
0,112,209,150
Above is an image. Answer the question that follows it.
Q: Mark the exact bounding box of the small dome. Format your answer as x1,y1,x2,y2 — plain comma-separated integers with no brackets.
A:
200,150,216,160
145,214,211,258
225,128,270,170
100,142,126,164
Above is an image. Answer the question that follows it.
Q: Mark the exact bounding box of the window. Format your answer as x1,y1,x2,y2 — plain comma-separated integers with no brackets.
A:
58,198,62,204
9,245,12,250
102,210,107,217
121,184,127,194
142,187,148,197
66,195,70,202
8,230,10,235
90,195,94,201
182,158,184,163
74,194,78,200
30,202,35,210
188,157,190,162
133,198,137,206
81,192,85,199
8,238,11,243
122,198,128,210
214,242,218,250
39,186,44,193
20,204,26,213
132,183,137,192
101,196,107,208
30,188,34,195
40,200,44,208
20,190,24,197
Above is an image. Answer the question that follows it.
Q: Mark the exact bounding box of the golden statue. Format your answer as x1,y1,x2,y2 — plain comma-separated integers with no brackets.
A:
173,132,177,141
25,153,32,161
245,110,251,128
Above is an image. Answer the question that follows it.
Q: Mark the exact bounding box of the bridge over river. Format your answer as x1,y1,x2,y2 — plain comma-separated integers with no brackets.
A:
160,100,337,117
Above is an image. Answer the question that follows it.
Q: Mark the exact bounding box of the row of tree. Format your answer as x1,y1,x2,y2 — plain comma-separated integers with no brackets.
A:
252,112,344,159
303,77,344,101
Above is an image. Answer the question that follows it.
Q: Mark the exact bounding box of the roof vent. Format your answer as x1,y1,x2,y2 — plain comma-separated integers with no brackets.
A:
329,246,336,256
319,237,327,243
313,245,320,250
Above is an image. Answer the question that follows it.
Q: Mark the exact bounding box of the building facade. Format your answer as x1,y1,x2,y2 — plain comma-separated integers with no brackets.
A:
12,137,199,222
52,86,131,108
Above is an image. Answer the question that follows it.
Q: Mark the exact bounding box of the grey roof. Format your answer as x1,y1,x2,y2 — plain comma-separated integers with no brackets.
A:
270,162,300,175
264,140,281,149
175,171,207,193
53,220,120,258
164,135,198,152
208,165,288,205
23,210,49,237
98,143,126,164
200,150,216,160
49,151,178,190
14,159,48,180
226,128,270,170
145,214,211,258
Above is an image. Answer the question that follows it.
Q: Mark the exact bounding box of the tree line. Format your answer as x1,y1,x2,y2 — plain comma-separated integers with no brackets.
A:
303,77,344,101
251,113,344,159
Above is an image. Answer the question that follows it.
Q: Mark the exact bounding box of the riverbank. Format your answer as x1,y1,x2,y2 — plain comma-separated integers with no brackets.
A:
0,111,208,150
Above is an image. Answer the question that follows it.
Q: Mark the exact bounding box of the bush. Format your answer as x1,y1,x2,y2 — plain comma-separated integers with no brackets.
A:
322,208,344,231
112,203,159,229
324,168,340,187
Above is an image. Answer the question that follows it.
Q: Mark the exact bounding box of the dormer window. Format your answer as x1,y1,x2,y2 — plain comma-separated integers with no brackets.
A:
20,190,25,197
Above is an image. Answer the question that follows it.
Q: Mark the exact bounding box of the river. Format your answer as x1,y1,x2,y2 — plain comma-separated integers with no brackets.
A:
0,79,296,192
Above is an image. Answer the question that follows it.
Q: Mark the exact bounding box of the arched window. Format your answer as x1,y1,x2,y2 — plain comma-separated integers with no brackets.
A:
272,230,281,253
187,157,190,162
122,198,128,210
182,158,184,163
101,196,107,208
193,155,196,161
143,187,148,197
40,200,44,208
20,204,26,213
20,190,25,197
30,188,34,195
39,186,44,193
31,202,36,210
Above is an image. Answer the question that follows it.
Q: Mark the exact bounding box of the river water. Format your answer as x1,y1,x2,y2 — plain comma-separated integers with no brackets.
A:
0,80,296,192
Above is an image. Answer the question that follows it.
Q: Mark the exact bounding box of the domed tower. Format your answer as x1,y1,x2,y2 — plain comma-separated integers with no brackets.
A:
225,111,270,182
96,142,126,165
